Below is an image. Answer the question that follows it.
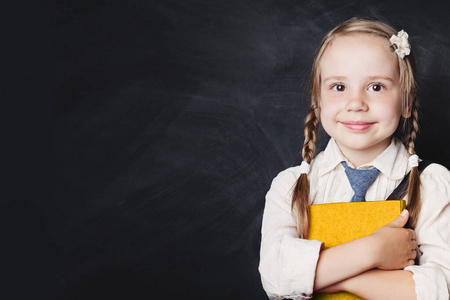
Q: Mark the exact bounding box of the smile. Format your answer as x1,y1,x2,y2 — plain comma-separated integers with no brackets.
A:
341,121,375,131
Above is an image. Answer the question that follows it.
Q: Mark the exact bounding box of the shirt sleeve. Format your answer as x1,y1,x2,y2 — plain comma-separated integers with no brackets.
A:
259,168,323,300
404,164,450,300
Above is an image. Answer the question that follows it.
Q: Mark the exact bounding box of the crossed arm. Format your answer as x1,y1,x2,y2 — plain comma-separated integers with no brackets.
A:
317,269,416,299
312,210,417,299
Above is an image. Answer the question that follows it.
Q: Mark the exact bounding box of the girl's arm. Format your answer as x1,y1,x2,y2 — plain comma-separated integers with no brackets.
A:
317,269,416,300
313,210,417,290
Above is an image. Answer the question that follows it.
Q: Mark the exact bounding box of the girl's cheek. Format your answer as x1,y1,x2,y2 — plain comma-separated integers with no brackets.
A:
320,107,336,126
321,100,341,114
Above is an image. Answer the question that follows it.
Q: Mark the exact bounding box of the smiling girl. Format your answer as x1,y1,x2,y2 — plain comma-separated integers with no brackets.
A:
259,17,450,299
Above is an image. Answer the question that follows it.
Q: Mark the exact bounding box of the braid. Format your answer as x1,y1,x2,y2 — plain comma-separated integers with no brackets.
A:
404,99,421,229
292,104,320,238
302,104,319,163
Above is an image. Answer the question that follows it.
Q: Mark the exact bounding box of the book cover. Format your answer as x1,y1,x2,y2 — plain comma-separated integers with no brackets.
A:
309,200,406,299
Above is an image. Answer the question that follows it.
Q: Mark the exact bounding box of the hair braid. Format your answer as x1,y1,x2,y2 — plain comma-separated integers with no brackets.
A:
404,99,421,229
302,104,319,163
292,104,320,238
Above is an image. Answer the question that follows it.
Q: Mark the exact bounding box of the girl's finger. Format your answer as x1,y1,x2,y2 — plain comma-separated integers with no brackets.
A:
408,229,416,240
410,249,417,260
407,259,415,266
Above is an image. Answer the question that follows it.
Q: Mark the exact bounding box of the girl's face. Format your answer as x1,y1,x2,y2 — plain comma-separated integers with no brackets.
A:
319,33,407,166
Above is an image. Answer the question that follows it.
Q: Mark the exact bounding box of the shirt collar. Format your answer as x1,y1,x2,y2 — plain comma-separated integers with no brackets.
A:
369,138,409,179
317,138,347,176
317,137,409,180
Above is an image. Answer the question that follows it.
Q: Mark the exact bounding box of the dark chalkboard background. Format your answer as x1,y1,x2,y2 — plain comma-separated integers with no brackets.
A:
48,0,450,299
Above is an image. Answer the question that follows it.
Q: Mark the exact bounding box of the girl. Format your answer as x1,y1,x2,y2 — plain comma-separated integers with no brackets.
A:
259,17,450,300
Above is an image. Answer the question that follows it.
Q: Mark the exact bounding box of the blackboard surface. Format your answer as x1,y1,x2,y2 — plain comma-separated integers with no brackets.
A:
47,1,450,299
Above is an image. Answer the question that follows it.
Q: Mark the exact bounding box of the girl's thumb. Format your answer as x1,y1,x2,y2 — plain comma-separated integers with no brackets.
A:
389,209,409,228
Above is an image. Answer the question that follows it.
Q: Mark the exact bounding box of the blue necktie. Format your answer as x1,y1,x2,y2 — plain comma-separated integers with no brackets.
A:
341,162,380,202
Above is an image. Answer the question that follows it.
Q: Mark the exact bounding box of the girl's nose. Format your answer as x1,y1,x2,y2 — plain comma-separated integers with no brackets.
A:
345,90,368,112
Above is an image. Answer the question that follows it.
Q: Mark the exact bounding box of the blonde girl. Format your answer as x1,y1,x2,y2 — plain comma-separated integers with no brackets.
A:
259,17,450,299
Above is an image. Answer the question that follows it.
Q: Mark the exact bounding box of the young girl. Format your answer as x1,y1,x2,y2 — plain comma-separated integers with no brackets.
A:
259,17,450,300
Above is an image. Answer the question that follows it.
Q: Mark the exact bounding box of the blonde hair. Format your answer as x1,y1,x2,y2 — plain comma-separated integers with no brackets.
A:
292,17,420,238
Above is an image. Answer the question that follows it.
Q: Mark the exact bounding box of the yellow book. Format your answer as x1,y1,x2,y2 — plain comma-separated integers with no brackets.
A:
308,200,406,300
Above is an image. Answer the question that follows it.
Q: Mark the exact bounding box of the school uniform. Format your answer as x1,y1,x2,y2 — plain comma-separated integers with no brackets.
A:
259,137,450,300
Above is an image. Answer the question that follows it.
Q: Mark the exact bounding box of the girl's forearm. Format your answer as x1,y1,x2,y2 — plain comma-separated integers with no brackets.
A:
314,235,378,290
319,269,416,300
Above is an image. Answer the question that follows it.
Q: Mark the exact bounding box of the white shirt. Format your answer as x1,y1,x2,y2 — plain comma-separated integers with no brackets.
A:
259,138,450,300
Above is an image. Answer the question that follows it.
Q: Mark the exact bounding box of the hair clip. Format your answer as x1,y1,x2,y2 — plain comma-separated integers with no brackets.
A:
389,30,411,59
299,161,310,174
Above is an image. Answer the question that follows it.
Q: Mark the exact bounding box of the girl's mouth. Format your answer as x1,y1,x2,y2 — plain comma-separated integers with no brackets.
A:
341,121,375,131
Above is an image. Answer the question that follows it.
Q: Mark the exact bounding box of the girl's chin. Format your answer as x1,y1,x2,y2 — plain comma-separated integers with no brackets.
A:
335,139,391,154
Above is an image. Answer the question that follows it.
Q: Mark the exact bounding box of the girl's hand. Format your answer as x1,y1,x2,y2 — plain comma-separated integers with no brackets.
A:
369,210,417,270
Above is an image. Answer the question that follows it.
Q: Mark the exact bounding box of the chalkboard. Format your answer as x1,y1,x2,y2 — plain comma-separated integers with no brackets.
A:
48,0,450,299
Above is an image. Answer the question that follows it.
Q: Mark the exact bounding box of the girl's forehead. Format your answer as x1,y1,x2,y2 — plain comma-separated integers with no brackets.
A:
324,33,393,58
319,33,399,78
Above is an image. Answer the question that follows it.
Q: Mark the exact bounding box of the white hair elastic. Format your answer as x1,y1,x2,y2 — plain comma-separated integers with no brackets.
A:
408,154,419,168
389,30,411,59
299,161,311,174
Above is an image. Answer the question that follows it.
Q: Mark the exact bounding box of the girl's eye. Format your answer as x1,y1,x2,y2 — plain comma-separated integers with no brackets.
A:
332,84,346,92
369,84,384,92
